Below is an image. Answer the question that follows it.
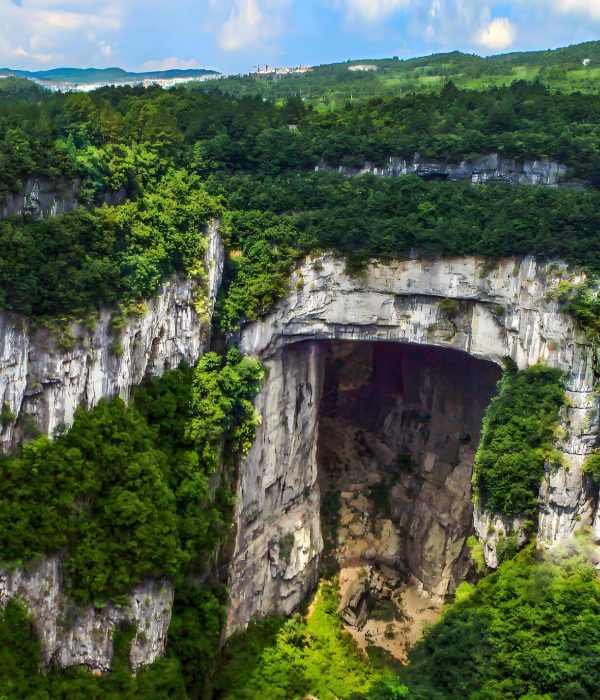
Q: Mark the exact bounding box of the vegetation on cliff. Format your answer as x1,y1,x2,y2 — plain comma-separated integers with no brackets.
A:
3,77,600,326
402,543,600,700
212,580,405,700
212,172,600,330
473,362,565,517
0,350,263,604
0,169,220,318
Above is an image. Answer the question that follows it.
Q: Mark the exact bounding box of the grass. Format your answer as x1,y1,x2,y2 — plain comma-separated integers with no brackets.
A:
212,580,401,700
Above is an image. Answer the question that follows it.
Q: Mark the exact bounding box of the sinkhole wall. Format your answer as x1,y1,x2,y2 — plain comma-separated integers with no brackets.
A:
318,340,501,596
226,254,599,634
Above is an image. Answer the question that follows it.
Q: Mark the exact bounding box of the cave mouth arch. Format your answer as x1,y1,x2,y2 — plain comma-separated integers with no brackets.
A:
313,339,501,654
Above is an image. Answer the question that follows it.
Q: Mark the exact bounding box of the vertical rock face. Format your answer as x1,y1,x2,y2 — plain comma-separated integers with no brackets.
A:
226,342,323,635
228,254,599,632
0,220,224,451
0,557,173,672
316,153,569,187
319,342,500,597
0,222,224,670
0,178,126,220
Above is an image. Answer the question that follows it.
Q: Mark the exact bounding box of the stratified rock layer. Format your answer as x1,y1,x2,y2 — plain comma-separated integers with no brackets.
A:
316,153,570,187
228,254,598,632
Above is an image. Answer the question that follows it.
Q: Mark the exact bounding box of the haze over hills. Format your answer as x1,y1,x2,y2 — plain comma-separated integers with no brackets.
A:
0,66,220,87
1,39,599,96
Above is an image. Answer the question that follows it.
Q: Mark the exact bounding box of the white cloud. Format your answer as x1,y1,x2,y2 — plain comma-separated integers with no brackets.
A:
476,17,517,49
142,57,200,71
548,0,600,20
99,41,113,58
0,0,124,66
218,0,283,51
342,0,410,24
10,45,54,63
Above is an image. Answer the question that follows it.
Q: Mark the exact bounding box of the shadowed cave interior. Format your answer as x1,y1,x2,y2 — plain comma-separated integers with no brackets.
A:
315,340,501,659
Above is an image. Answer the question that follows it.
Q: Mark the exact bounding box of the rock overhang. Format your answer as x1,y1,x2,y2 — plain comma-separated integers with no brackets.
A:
226,252,600,632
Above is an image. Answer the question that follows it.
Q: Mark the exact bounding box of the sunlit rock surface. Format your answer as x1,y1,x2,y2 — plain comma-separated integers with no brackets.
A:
0,220,224,451
0,557,172,672
228,254,598,630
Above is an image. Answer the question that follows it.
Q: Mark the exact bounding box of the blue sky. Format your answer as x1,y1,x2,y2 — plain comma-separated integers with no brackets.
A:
1,0,600,73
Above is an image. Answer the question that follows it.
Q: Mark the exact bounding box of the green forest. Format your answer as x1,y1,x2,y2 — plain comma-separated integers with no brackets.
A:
2,39,600,700
192,41,600,103
2,73,600,327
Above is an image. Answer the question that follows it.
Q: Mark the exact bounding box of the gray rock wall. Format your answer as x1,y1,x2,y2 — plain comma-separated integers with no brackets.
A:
318,341,501,597
316,153,570,187
0,221,224,671
225,341,323,635
0,557,172,672
0,178,126,220
0,220,224,451
228,254,599,631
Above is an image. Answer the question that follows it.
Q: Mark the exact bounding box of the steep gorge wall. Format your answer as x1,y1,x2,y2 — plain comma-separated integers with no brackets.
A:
226,341,323,633
0,178,126,220
0,221,224,672
316,153,571,187
0,558,172,673
318,341,500,597
0,220,224,452
227,253,599,632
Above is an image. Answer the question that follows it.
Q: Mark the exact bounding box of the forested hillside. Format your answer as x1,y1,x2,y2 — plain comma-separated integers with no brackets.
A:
2,76,600,325
2,41,600,700
194,40,600,103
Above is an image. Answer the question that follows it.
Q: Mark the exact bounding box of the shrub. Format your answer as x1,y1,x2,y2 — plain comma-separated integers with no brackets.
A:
473,362,564,516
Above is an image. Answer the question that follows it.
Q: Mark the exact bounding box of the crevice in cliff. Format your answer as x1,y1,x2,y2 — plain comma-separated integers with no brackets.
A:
316,340,501,659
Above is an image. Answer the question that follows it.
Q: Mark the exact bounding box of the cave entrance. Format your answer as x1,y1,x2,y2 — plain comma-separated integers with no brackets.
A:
316,340,501,659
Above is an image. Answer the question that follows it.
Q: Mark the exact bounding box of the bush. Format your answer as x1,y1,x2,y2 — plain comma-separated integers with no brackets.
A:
212,581,402,699
402,545,600,700
0,352,263,604
473,362,564,516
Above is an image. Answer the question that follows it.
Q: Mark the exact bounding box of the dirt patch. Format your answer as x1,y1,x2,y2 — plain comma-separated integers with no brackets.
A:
337,566,442,662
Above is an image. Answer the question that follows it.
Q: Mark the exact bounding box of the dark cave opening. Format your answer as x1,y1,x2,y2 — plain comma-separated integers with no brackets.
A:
315,340,501,658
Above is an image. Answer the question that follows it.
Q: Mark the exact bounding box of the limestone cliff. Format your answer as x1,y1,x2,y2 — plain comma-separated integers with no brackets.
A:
0,220,224,671
227,254,598,631
318,341,500,597
226,341,323,633
0,220,224,452
0,178,126,220
316,153,570,187
0,557,172,673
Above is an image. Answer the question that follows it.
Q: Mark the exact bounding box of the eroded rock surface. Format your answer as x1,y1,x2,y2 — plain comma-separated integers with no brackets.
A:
0,178,126,220
0,220,224,451
225,341,323,635
0,222,224,670
319,341,500,597
316,153,570,187
0,557,172,672
228,254,599,632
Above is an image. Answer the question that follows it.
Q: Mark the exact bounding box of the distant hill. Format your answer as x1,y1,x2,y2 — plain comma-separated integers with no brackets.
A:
0,66,219,85
190,40,600,104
